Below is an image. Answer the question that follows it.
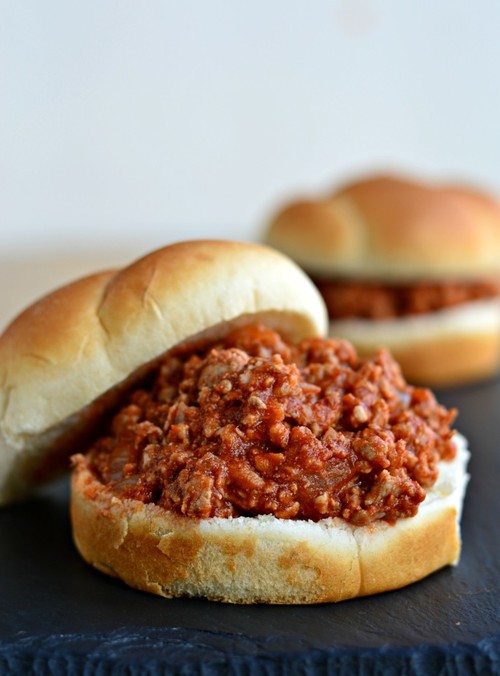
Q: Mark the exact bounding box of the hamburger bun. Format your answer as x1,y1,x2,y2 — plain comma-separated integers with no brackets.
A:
71,434,469,604
0,239,469,604
264,174,500,385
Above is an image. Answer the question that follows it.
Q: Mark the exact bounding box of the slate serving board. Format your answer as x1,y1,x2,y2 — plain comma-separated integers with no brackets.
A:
1,378,499,674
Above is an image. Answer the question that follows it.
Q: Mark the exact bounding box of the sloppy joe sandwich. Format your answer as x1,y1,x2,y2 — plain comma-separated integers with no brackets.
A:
264,174,500,386
0,240,469,604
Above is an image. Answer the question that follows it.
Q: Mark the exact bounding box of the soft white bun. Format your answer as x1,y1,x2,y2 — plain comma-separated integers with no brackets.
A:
70,434,469,604
0,240,327,505
329,299,500,386
264,174,500,280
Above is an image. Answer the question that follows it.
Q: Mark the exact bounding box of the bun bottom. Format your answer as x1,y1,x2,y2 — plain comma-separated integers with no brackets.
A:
70,436,469,605
328,300,500,386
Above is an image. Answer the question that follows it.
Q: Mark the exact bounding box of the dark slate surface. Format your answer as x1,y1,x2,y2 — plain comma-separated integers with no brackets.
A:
1,378,499,674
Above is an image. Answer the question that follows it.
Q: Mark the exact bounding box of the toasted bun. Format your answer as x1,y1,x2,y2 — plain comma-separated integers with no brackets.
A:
70,434,469,604
329,299,500,386
0,240,327,505
264,174,500,280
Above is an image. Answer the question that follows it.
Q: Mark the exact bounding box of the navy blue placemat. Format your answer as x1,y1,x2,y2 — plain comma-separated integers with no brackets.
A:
1,627,499,675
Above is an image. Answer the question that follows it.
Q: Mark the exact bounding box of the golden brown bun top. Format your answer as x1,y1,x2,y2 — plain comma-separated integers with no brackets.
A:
264,174,500,280
0,240,327,503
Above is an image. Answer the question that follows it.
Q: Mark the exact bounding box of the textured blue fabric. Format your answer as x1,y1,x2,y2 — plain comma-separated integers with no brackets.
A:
1,627,499,675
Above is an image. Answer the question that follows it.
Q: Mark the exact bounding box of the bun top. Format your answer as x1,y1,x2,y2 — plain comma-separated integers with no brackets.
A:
0,240,327,504
264,174,500,280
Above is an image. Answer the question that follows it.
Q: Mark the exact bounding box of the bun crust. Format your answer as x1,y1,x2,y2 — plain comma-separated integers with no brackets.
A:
265,174,500,280
0,240,327,505
70,435,469,604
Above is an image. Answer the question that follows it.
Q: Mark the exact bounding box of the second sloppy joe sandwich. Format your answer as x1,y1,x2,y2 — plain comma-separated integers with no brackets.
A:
0,240,469,604
264,173,500,386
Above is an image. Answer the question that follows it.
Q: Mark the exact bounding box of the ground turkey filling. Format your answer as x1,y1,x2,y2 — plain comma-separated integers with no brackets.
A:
312,277,500,320
88,324,457,525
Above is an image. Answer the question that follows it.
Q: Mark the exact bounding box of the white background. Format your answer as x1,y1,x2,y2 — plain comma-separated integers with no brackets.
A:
1,1,500,322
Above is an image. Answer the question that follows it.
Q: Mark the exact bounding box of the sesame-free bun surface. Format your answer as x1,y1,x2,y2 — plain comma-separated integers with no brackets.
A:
0,240,327,505
265,174,500,280
70,434,469,604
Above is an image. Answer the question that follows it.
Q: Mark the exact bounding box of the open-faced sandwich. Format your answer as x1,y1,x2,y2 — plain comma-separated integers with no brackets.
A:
0,240,469,603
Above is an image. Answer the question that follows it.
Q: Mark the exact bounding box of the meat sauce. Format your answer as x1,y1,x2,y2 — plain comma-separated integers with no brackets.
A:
88,324,457,525
312,277,500,320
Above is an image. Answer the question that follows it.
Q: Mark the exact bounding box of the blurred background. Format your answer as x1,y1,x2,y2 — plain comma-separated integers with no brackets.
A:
1,0,500,325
